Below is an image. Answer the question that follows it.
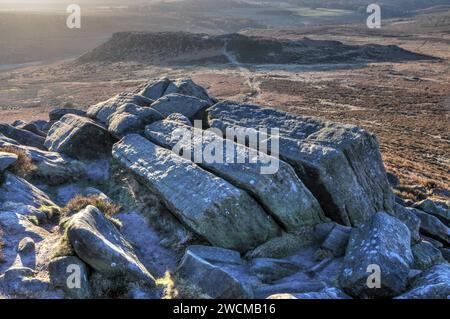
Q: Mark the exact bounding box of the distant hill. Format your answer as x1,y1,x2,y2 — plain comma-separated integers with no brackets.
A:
78,31,434,65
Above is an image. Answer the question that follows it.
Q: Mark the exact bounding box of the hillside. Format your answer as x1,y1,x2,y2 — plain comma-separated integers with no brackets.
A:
78,31,433,65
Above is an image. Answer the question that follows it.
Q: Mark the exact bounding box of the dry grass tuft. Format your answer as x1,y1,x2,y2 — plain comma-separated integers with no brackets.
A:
156,271,211,299
61,195,121,218
52,221,74,259
0,146,36,178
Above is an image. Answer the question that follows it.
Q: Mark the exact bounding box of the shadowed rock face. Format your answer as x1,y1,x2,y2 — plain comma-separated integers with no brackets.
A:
45,114,117,159
77,32,433,66
207,101,394,226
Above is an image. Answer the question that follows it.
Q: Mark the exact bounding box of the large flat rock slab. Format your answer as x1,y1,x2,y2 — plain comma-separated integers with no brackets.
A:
112,134,281,252
145,119,327,231
207,101,394,226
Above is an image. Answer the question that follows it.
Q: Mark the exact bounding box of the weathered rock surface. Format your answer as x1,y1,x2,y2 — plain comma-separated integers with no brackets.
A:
87,92,154,124
413,199,450,226
166,113,193,126
150,93,211,120
145,119,326,231
138,77,172,100
137,77,216,104
66,205,156,287
164,78,216,104
45,114,116,159
2,78,449,300
0,172,57,209
413,209,450,245
0,204,50,274
339,212,413,298
392,203,422,243
0,267,52,298
49,108,87,122
412,242,445,270
178,245,253,299
0,141,85,185
397,264,450,299
0,152,18,172
207,101,394,226
112,134,280,252
0,123,46,150
107,103,164,137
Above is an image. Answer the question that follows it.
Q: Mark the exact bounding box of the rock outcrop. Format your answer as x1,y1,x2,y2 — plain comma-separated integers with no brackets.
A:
207,101,394,226
1,77,448,300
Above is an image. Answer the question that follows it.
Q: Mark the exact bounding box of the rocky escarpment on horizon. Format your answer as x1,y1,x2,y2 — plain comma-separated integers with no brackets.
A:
0,77,449,299
77,32,434,66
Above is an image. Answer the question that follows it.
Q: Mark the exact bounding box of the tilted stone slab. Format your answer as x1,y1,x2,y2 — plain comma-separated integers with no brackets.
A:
207,101,394,226
67,205,155,287
0,123,46,150
145,119,326,231
112,134,280,252
45,114,116,159
137,77,172,100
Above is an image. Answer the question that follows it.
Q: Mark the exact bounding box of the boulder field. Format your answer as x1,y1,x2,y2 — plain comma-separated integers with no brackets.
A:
0,77,448,299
